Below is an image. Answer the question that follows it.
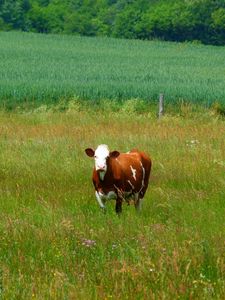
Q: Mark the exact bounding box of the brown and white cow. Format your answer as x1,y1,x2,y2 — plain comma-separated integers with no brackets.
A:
85,144,152,214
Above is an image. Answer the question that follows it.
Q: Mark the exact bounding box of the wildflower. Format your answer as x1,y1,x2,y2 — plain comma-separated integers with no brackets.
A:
149,268,155,272
112,243,117,249
82,239,96,247
186,139,200,147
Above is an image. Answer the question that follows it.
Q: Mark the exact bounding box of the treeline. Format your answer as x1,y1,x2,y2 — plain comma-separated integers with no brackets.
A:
0,0,225,45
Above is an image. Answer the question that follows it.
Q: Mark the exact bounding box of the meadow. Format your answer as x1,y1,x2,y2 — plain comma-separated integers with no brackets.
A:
0,103,224,299
0,31,225,108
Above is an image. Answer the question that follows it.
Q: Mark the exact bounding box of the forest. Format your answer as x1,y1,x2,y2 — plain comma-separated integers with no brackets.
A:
0,0,225,45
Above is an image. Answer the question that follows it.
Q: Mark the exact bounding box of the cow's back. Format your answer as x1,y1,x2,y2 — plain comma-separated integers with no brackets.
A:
119,149,151,172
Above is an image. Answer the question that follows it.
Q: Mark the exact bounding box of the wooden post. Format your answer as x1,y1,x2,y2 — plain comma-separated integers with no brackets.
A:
158,93,164,118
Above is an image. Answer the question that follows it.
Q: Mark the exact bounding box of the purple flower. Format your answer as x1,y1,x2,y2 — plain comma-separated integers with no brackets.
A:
82,239,96,247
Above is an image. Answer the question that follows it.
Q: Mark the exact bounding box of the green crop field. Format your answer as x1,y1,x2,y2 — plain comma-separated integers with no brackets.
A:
0,31,225,108
0,106,224,299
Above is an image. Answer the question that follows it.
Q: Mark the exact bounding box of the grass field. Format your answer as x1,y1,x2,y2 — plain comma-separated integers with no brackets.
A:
0,31,225,108
0,105,224,299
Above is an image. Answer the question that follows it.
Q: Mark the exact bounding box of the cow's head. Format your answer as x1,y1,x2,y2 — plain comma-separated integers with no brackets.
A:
85,144,120,177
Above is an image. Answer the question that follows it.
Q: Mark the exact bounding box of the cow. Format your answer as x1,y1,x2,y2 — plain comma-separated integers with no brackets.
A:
85,144,152,214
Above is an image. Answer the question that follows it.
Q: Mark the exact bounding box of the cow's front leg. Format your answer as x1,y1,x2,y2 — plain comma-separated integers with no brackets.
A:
115,197,122,214
95,191,106,210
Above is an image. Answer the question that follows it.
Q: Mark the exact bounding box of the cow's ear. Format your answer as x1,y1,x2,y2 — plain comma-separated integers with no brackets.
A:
85,148,95,157
110,151,120,158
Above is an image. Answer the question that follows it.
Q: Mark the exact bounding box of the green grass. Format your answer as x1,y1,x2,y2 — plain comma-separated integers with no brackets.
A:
0,106,224,299
0,31,225,108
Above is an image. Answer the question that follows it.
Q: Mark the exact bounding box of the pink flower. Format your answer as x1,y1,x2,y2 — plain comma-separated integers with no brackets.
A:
82,239,96,247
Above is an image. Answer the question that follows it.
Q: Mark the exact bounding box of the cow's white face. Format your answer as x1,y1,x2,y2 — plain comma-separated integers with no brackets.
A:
85,145,120,180
94,144,110,172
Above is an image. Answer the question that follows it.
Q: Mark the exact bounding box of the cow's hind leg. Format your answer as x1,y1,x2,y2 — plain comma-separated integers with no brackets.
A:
115,197,122,215
134,193,143,212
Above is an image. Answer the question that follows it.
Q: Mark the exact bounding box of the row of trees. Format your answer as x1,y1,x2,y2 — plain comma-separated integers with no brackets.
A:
1,0,225,45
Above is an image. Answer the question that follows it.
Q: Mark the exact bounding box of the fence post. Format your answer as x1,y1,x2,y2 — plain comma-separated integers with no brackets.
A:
158,93,164,118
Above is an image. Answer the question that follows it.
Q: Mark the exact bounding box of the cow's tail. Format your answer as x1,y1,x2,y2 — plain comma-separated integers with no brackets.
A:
139,152,152,199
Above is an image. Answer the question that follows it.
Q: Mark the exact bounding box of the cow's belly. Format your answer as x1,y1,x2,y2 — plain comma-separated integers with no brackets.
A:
99,189,133,200
99,190,117,200
95,188,134,209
